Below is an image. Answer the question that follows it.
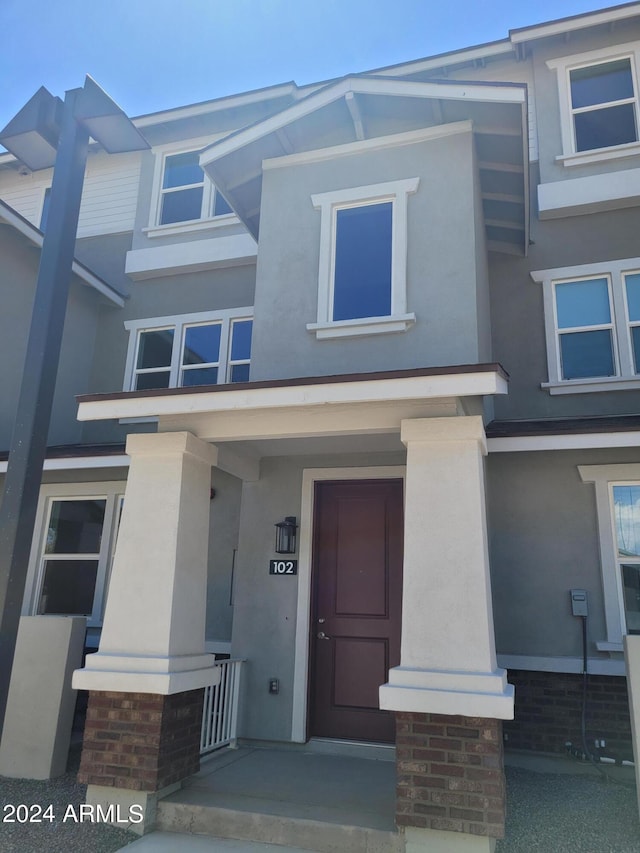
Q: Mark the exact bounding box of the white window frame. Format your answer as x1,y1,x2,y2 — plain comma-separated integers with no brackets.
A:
123,307,253,392
547,41,640,167
307,178,419,340
532,257,640,394
145,137,236,238
579,464,640,651
23,482,125,628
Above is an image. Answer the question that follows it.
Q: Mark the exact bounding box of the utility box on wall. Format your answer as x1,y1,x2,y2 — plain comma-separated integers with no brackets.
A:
0,615,85,779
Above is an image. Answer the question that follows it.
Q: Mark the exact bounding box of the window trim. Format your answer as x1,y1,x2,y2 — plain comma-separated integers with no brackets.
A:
308,178,419,340
547,41,640,166
146,137,237,236
579,464,640,651
23,482,125,628
532,257,640,394
123,307,253,392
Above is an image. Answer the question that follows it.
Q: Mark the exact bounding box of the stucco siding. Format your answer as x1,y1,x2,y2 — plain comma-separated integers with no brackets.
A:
251,129,486,382
0,229,101,449
487,448,640,662
80,263,256,445
490,206,640,421
531,20,640,187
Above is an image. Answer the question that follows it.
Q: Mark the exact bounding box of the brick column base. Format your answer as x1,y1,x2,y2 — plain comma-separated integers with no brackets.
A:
78,689,204,791
396,712,506,839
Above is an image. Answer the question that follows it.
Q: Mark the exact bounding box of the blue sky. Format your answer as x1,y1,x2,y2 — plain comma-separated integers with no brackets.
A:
0,0,626,130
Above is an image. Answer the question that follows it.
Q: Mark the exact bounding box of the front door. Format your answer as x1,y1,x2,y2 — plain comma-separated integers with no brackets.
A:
309,479,403,743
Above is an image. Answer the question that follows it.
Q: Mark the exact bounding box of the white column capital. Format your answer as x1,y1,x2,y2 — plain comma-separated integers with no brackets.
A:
125,430,218,465
400,416,487,455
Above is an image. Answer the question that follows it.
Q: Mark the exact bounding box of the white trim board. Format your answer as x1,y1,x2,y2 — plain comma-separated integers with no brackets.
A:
498,654,626,677
78,370,508,424
0,455,129,473
291,466,406,743
124,233,257,280
488,432,640,453
263,122,473,171
510,4,640,44
538,167,640,219
200,76,526,168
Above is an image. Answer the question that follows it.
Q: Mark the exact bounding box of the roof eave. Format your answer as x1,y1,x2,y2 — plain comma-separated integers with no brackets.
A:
0,199,125,306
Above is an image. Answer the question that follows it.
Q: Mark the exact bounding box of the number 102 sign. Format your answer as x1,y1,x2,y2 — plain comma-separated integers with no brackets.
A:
269,559,298,575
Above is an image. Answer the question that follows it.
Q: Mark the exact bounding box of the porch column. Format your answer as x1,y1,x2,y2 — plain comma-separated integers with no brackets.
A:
379,416,513,852
73,431,218,832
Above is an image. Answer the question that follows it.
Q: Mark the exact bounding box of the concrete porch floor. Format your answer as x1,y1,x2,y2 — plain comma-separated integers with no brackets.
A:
117,745,638,852
153,743,401,852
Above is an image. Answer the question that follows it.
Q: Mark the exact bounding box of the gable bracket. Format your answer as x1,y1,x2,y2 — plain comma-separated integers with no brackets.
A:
345,91,365,142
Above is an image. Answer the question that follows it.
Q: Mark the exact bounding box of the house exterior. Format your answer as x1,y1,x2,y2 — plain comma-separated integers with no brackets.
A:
3,3,640,849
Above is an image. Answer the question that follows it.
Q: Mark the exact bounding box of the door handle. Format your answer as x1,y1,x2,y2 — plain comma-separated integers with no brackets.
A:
317,631,331,640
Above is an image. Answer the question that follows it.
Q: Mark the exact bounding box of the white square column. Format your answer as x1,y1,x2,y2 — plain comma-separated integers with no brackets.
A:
73,431,218,695
380,416,513,719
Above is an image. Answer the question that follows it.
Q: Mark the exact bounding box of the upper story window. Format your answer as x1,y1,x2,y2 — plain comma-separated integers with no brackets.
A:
333,202,393,321
24,483,125,628
570,59,638,152
532,258,640,393
554,276,615,379
548,43,640,166
146,140,234,236
307,178,419,340
159,151,232,225
124,308,253,391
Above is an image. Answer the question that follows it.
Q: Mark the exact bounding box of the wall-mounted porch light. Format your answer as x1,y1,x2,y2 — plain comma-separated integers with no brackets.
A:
275,517,298,554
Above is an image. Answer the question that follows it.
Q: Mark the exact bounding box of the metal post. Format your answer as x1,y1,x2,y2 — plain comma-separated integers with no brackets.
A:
0,87,89,734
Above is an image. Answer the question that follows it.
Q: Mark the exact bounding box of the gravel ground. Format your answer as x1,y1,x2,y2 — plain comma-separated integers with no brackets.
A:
1,749,639,852
497,766,640,853
0,744,136,853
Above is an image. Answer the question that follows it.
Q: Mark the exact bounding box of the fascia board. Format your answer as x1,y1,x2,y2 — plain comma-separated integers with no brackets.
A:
77,371,508,423
200,76,526,168
372,40,514,78
510,3,640,44
131,82,300,128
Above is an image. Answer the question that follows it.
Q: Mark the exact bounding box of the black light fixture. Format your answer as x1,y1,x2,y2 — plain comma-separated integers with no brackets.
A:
275,516,298,554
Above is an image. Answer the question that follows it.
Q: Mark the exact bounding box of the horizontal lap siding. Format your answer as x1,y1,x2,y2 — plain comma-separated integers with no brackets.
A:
0,151,141,236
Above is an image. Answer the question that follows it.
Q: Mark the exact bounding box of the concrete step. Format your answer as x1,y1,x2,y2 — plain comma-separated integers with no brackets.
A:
156,792,403,853
155,746,402,853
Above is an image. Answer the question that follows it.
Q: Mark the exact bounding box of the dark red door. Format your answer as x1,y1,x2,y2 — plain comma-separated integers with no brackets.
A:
309,479,403,743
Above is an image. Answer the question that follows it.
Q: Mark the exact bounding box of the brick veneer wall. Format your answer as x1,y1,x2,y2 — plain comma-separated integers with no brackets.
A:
396,712,505,839
78,689,204,791
504,671,632,759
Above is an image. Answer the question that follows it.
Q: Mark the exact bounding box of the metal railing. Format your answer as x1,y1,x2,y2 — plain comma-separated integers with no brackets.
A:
200,658,244,755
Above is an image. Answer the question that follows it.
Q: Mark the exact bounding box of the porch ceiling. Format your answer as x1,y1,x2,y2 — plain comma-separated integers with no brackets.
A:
199,75,529,255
